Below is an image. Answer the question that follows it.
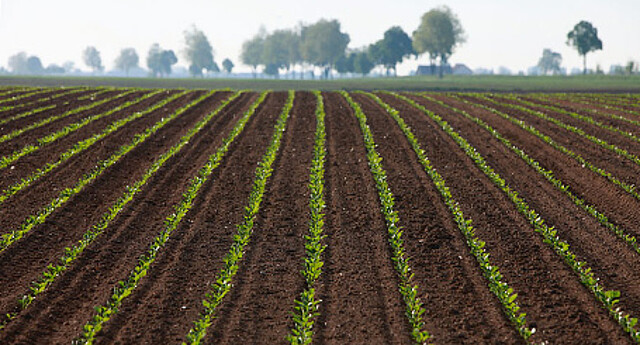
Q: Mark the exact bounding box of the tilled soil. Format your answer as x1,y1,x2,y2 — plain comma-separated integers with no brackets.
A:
2,88,640,344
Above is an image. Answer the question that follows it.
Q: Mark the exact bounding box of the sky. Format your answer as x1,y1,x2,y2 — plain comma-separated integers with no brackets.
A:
0,0,638,75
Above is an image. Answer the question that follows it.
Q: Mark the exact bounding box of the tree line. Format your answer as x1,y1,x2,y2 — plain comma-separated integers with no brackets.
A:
4,7,626,78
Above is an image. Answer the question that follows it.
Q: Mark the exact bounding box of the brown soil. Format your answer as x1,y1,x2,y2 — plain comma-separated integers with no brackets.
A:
0,90,179,192
0,90,223,316
2,88,640,344
352,93,522,344
0,89,95,121
313,92,412,345
378,92,631,344
0,90,136,156
462,95,640,194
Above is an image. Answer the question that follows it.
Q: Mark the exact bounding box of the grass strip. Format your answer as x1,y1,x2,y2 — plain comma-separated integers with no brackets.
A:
373,91,535,341
286,91,327,345
454,95,640,203
342,91,432,343
423,94,640,263
395,92,640,342
476,95,640,170
0,90,177,204
0,91,244,330
180,91,294,345
0,89,136,145
0,90,211,254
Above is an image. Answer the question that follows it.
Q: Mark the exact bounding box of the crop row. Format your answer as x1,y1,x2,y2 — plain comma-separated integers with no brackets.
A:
558,94,640,115
0,88,57,107
532,94,640,128
0,87,34,99
0,89,135,145
287,91,327,345
0,89,161,171
0,91,244,330
401,93,640,342
382,92,534,341
182,91,294,345
457,96,640,203
0,90,182,205
423,94,640,267
476,95,640,179
341,91,431,344
0,90,213,253
498,94,640,147
0,88,91,122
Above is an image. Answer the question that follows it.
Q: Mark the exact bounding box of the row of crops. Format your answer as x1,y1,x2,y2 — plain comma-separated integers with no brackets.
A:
0,86,640,344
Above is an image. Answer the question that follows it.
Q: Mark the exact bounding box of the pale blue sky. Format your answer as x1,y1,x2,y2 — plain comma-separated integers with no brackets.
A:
0,0,638,74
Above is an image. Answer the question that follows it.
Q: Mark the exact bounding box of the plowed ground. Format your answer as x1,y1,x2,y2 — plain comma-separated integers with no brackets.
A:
1,87,640,344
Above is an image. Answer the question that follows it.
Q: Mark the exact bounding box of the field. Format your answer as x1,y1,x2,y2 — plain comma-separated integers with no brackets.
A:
1,86,640,344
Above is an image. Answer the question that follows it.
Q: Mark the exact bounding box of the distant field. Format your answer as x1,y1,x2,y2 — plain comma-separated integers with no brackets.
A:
0,74,639,91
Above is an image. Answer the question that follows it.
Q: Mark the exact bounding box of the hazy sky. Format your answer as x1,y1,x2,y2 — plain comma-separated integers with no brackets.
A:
0,0,638,75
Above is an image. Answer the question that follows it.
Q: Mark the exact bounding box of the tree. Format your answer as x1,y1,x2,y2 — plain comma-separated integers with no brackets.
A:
335,52,355,75
241,33,265,78
83,46,103,73
567,21,603,75
374,26,414,76
353,51,374,76
115,48,139,76
537,49,562,75
8,52,29,74
300,19,350,79
262,29,301,78
147,44,178,77
8,52,44,74
26,56,44,74
222,58,234,73
184,26,216,77
45,64,65,74
413,6,465,78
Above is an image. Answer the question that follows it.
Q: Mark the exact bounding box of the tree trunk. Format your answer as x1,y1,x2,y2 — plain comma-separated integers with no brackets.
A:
583,54,587,75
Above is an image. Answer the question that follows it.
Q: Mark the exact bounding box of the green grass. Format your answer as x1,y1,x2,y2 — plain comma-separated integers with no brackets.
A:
1,75,639,92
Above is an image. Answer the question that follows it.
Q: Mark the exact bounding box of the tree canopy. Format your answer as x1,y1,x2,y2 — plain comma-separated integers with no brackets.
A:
240,33,265,78
184,26,216,77
300,19,350,78
83,46,103,73
147,44,177,77
413,6,465,78
371,26,414,76
567,21,603,74
114,48,139,76
537,48,562,75
222,58,234,73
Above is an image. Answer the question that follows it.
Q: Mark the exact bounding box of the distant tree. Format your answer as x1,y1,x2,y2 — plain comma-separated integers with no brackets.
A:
115,48,139,76
262,29,301,77
353,51,374,76
83,46,104,73
8,52,29,74
567,21,603,75
62,61,76,73
374,26,414,76
264,63,280,78
300,19,350,79
241,32,265,78
537,49,563,75
183,26,216,77
222,58,234,73
413,6,465,78
147,44,178,77
335,52,355,75
45,64,65,74
26,56,44,74
626,61,637,75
